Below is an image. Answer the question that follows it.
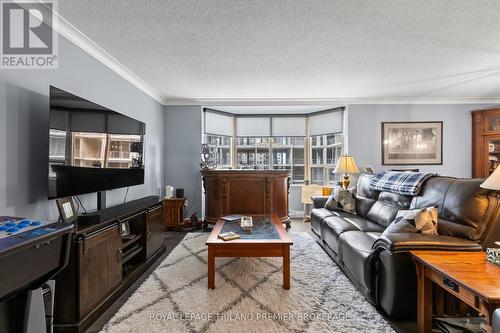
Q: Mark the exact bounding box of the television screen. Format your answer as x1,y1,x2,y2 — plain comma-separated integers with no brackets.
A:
48,86,145,199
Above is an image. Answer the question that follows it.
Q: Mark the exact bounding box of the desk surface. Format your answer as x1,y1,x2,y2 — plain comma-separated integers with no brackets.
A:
411,251,500,302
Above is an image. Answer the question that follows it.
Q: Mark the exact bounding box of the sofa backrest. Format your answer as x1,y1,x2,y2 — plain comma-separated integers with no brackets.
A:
355,173,412,228
356,173,497,243
411,177,494,242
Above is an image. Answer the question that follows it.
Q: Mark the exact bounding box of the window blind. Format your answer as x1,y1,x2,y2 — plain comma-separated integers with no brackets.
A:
308,108,344,136
203,109,233,136
271,116,306,137
236,116,271,137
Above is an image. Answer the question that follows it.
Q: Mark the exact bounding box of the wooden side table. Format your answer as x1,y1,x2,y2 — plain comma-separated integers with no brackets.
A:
411,251,500,333
162,197,185,231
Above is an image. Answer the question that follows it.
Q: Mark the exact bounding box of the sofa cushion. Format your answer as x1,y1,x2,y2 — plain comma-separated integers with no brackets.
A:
343,216,386,233
366,192,413,228
338,231,381,292
310,208,336,235
355,173,380,217
321,215,384,254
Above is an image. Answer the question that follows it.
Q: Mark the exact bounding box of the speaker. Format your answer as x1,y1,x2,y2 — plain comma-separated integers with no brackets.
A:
175,188,184,198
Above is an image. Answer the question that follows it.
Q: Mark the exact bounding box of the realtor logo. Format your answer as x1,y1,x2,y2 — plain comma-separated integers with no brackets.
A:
1,0,58,69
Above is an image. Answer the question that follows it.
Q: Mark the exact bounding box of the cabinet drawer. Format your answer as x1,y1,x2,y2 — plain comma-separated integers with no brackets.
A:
429,270,476,308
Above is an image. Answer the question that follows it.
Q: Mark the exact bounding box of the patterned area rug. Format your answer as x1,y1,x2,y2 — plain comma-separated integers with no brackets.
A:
100,232,395,333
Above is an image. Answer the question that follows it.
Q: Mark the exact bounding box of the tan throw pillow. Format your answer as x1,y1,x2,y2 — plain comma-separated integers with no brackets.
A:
324,186,357,214
382,207,438,236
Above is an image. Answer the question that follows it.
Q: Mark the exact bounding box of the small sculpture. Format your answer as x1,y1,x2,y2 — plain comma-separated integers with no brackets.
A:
200,144,217,170
191,212,201,230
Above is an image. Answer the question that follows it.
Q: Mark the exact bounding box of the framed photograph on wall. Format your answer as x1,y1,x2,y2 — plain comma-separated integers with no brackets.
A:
381,121,443,165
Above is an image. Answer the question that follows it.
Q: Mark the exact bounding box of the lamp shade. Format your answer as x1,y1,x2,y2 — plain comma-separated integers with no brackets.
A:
481,166,500,190
333,155,360,174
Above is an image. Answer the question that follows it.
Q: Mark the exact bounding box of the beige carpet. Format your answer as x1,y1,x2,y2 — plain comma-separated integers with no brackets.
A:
100,232,395,333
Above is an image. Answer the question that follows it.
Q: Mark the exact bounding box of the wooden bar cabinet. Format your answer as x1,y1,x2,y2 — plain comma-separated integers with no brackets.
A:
201,170,291,228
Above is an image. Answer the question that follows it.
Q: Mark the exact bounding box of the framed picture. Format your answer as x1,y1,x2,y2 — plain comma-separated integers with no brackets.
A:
121,222,131,237
381,121,443,165
364,166,375,174
55,197,78,223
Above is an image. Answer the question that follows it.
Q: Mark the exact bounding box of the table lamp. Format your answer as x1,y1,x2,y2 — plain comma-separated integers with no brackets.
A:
333,155,360,190
480,165,500,191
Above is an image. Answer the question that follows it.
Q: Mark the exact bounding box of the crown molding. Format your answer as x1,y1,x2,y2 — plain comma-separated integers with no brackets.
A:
166,97,500,106
32,1,168,105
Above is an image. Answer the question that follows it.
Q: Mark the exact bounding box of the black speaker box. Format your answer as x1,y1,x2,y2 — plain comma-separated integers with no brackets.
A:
175,188,184,198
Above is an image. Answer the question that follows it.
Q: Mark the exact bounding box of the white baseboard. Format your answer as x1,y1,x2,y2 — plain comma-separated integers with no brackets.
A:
289,211,304,219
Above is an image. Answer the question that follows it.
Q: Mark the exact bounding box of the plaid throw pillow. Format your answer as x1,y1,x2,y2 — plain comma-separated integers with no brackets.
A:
324,186,356,214
382,207,438,236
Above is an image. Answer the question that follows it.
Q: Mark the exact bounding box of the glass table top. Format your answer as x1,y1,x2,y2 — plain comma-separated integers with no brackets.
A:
220,216,280,240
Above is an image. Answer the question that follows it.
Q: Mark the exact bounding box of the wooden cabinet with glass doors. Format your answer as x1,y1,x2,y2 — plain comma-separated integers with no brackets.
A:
472,108,500,177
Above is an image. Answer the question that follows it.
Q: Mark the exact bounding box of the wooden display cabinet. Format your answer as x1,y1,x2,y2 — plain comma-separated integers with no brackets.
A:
472,108,500,177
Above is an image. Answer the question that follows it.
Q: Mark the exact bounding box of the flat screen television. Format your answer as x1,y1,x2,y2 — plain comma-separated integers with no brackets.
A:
48,86,145,199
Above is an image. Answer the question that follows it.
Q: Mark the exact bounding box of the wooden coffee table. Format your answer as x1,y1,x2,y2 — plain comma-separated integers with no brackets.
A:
206,214,293,289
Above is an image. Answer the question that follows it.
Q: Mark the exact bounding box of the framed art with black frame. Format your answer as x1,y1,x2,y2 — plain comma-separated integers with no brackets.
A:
55,197,78,223
381,121,443,165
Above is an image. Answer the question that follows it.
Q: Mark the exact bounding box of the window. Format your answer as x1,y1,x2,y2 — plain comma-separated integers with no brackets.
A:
272,137,305,183
204,134,232,169
203,107,344,185
310,134,343,185
236,137,270,170
235,136,306,181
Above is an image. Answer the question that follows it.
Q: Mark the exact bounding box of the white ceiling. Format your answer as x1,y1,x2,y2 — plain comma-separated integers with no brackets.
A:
57,0,500,104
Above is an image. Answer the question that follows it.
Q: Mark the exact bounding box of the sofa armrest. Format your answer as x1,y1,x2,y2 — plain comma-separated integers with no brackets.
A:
372,233,483,253
311,196,329,209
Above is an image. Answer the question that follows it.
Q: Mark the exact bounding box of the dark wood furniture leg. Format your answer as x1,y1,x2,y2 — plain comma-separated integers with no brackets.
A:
416,262,432,333
207,245,215,289
283,244,290,290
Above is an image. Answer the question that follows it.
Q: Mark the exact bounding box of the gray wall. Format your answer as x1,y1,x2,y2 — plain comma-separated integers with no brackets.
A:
347,104,495,178
0,35,164,220
164,105,202,218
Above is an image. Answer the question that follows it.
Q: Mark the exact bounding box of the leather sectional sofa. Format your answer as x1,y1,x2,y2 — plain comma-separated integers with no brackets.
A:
310,173,500,318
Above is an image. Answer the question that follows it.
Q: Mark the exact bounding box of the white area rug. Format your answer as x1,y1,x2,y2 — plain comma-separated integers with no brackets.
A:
100,232,395,333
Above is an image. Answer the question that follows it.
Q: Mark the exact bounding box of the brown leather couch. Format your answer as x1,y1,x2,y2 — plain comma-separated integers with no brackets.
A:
310,173,500,318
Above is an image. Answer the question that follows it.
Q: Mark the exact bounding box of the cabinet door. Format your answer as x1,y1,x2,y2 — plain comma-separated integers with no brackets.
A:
147,204,164,258
78,225,122,319
483,110,500,134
